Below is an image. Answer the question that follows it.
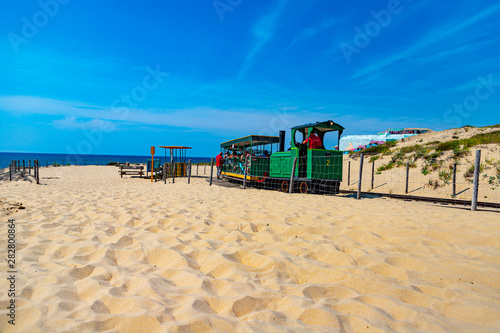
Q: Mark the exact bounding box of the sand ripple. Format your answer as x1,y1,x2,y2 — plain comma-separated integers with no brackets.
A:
0,166,499,332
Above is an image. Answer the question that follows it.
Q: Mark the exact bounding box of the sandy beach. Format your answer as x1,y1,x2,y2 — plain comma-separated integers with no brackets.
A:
1,165,500,332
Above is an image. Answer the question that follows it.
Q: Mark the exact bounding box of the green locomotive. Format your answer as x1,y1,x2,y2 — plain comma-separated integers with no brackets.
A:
220,120,344,194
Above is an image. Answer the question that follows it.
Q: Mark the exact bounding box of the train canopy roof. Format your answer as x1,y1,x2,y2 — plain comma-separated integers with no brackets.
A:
291,120,344,133
220,135,280,149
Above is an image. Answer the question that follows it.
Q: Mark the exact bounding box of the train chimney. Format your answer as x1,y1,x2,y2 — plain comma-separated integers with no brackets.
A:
279,130,286,152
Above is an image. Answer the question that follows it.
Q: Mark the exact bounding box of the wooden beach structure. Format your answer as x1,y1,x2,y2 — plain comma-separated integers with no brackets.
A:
158,146,192,178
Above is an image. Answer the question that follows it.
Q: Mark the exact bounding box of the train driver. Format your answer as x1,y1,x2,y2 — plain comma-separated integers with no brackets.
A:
303,128,322,149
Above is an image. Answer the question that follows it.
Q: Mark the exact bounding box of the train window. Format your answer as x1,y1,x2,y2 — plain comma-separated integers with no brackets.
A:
322,132,338,150
293,130,303,146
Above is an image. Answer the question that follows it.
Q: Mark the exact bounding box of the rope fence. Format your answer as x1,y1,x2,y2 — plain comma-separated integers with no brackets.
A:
344,149,499,210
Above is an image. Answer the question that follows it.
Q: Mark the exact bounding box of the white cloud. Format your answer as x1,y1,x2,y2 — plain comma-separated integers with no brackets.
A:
238,0,288,79
352,3,500,79
285,18,337,51
52,117,117,131
0,95,448,136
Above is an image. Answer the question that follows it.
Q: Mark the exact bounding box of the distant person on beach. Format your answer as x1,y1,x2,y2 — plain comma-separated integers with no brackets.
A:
216,152,224,179
303,129,322,149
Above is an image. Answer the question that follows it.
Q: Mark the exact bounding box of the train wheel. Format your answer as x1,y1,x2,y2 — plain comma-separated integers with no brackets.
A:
299,182,309,194
281,180,289,192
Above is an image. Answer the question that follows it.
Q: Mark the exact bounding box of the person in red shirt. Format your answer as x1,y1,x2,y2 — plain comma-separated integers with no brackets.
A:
303,129,322,149
216,152,224,179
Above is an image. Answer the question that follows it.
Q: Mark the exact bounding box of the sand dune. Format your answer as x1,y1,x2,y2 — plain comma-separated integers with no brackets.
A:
1,166,500,332
343,125,500,203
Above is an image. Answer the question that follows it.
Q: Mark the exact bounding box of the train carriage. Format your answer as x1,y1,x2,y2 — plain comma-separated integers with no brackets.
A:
220,120,344,194
220,135,280,182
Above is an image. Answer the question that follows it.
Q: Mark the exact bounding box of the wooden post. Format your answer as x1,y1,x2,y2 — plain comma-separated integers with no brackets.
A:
151,146,155,183
348,161,351,186
405,162,410,194
18,160,20,171
163,163,167,184
9,163,12,181
36,160,40,184
197,163,199,176
172,163,176,183
204,164,206,176
371,160,375,189
289,157,298,194
29,160,31,174
357,154,364,199
34,160,37,179
452,163,457,197
471,150,481,211
209,158,214,186
243,157,248,189
23,160,25,172
188,159,191,184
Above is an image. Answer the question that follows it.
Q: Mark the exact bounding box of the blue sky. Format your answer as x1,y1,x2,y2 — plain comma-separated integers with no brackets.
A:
0,0,499,157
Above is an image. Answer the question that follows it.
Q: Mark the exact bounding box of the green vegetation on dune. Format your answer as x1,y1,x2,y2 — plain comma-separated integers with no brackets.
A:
377,161,394,172
463,130,500,147
435,140,460,152
434,130,500,152
399,144,422,155
355,141,396,155
352,128,500,177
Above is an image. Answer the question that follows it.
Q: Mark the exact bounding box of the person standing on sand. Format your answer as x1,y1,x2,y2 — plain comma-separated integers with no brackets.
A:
216,152,224,179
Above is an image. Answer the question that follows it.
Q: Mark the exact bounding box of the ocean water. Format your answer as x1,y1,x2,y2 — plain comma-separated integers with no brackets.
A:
0,152,212,169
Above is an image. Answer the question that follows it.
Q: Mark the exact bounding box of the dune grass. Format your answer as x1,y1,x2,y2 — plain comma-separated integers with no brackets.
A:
434,130,500,152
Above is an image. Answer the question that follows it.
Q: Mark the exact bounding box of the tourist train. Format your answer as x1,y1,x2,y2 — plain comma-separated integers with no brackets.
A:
219,120,344,194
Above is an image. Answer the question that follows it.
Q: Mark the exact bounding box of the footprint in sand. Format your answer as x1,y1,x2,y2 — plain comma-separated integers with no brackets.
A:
148,277,175,296
91,300,111,314
111,236,134,249
385,257,429,272
109,284,127,297
303,285,328,299
20,286,34,300
232,296,268,317
56,289,80,302
58,301,78,312
192,298,216,314
69,265,95,280
299,308,339,327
